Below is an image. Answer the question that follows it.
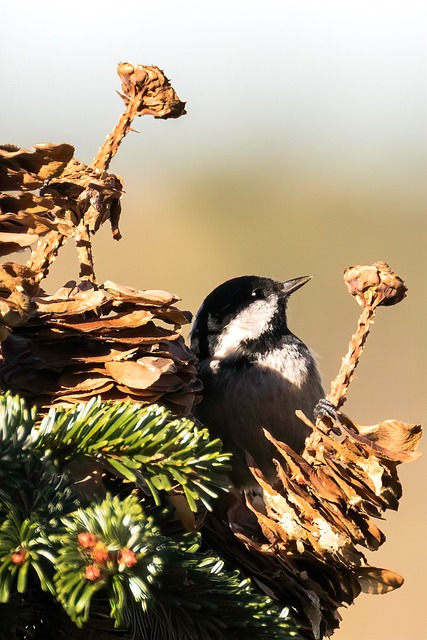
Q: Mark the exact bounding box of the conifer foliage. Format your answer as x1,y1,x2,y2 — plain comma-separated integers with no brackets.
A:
0,393,297,639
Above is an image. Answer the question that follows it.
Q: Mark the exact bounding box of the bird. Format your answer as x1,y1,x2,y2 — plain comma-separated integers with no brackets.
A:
190,274,325,488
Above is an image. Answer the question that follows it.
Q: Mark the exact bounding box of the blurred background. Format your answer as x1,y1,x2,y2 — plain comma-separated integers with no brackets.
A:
1,1,426,637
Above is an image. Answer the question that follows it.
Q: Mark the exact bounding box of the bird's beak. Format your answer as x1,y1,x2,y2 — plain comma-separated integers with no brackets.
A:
281,275,312,296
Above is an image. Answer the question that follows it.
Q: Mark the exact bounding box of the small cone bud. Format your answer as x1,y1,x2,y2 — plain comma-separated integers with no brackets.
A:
85,564,102,581
92,541,110,565
11,548,28,565
78,531,98,550
118,547,138,568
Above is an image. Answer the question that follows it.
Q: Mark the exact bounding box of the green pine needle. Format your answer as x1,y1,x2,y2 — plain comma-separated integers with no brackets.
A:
0,393,37,489
35,397,232,510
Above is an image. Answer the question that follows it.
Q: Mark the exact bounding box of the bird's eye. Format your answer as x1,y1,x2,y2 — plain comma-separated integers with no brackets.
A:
251,288,265,299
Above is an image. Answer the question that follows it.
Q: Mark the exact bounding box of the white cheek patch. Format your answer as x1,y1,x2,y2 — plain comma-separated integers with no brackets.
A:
213,297,278,358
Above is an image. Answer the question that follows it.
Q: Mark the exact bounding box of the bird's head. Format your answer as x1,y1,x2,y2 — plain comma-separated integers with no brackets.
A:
190,275,311,360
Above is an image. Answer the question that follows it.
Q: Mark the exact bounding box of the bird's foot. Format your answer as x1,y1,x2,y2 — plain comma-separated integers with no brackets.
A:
313,398,342,434
313,398,339,421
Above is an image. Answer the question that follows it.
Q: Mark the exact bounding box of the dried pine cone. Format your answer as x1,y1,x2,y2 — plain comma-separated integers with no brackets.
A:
117,63,186,119
344,261,407,307
0,279,201,414
210,411,421,639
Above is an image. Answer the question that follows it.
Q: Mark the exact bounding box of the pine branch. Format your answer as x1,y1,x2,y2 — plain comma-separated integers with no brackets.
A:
54,494,298,639
1,393,289,637
22,64,186,285
35,397,232,511
91,64,186,173
0,393,79,518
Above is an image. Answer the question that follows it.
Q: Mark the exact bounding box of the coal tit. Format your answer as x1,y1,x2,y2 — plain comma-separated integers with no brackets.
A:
190,275,324,488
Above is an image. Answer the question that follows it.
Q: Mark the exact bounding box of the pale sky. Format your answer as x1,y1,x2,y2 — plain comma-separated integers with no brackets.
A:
1,1,425,187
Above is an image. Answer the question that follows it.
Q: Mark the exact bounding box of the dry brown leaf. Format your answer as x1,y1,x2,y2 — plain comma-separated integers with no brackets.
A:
0,298,29,328
264,430,347,505
0,193,66,256
88,324,181,344
358,420,422,458
0,262,39,297
357,567,404,595
53,386,116,404
149,339,198,363
0,192,68,225
0,263,38,337
33,160,125,266
0,232,37,255
57,373,114,392
155,307,193,325
0,274,199,413
34,287,109,315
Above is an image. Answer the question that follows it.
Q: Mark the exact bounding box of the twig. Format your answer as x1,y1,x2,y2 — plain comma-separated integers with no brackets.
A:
91,99,141,173
91,63,186,173
24,63,185,287
26,230,66,284
326,262,407,409
75,222,96,284
327,305,377,409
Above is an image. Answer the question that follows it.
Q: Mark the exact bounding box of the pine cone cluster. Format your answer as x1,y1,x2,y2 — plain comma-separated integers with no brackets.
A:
0,69,193,415
206,410,421,639
0,279,200,413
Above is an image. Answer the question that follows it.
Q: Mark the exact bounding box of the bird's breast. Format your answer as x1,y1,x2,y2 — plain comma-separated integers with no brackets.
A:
253,342,312,388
